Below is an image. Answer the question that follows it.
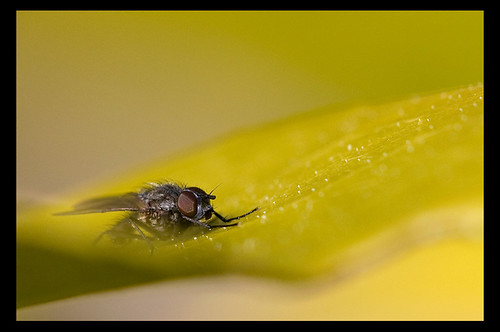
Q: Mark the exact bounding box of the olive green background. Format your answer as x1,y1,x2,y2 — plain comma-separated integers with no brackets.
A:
17,11,482,201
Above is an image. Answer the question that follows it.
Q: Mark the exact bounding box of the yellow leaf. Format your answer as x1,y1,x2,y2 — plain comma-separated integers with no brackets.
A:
17,85,483,316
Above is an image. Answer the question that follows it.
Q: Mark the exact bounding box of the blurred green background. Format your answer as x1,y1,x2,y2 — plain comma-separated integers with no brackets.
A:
17,11,483,203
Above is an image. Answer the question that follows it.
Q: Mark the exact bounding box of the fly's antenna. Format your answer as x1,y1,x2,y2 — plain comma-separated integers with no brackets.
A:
208,183,222,200
209,183,222,196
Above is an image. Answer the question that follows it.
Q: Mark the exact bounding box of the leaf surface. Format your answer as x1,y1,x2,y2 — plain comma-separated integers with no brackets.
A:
17,85,483,308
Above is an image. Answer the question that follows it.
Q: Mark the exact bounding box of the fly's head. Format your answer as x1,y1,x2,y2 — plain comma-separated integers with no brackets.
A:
176,187,215,222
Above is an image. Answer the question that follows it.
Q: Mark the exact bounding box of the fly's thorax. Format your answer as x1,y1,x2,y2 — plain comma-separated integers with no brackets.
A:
138,183,182,211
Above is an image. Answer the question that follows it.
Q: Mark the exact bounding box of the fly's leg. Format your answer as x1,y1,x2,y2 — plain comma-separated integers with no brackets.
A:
211,207,259,226
207,223,240,228
182,216,212,228
181,215,240,229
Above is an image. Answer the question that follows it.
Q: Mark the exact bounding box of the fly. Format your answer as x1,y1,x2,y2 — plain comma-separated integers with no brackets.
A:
55,182,258,251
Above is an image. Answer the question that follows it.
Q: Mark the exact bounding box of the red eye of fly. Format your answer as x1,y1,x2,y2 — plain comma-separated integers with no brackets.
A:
177,191,198,218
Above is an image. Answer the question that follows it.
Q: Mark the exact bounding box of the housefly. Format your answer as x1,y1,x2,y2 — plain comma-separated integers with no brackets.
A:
55,182,258,250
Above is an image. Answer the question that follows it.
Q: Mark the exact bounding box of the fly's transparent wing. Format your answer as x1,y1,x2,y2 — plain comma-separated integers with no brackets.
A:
54,192,144,215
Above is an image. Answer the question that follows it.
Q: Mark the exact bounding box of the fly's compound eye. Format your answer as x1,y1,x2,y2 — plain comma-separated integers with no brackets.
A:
177,191,198,218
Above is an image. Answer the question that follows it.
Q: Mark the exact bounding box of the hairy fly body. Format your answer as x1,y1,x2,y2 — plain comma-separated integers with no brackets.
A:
55,182,258,249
